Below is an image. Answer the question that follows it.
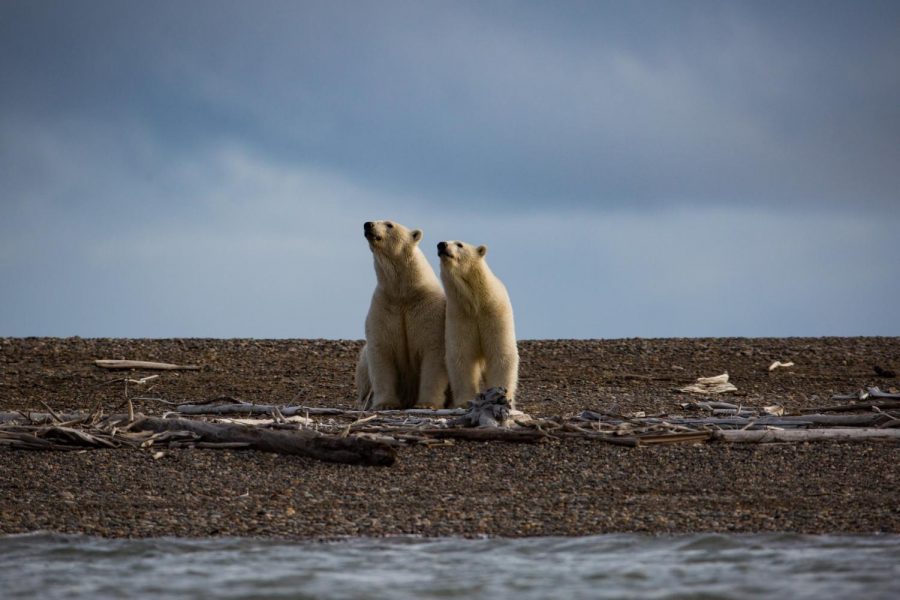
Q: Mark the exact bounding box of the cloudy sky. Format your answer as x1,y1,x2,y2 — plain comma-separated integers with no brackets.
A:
1,0,898,339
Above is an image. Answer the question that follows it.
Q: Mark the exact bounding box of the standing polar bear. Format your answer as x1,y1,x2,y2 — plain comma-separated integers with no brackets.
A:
438,240,519,408
356,220,449,409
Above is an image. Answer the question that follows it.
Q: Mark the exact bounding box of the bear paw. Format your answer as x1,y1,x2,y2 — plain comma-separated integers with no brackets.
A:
413,400,443,410
370,397,404,410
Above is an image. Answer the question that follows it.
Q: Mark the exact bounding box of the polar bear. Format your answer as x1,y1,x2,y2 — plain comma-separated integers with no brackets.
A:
437,240,519,408
356,220,449,409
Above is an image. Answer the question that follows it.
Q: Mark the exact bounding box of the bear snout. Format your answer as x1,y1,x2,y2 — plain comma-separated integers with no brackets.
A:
364,221,381,241
437,241,451,258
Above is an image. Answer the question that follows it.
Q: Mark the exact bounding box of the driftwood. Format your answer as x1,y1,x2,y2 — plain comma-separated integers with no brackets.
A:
176,403,308,416
0,411,395,466
450,388,513,428
785,414,896,426
802,401,900,413
715,428,900,443
130,417,395,466
579,411,896,430
677,400,783,417
7,383,900,459
637,431,713,445
0,416,151,451
94,360,201,371
677,373,738,395
682,401,743,410
830,387,900,402
174,403,465,418
0,411,88,425
405,427,547,443
768,361,795,371
0,430,88,451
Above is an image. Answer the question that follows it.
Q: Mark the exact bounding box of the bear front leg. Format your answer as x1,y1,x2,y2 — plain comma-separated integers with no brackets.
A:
355,345,373,408
445,332,482,408
484,351,519,409
366,343,402,409
480,317,519,408
415,351,449,409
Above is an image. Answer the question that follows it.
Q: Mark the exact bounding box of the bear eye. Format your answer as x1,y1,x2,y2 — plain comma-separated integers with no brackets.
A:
386,222,394,228
456,243,463,248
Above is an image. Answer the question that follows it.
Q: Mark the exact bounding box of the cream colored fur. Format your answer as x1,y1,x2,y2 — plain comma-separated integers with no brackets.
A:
356,220,448,409
438,240,519,408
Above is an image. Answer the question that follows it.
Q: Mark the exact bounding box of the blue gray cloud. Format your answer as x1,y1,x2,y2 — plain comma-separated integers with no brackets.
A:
1,1,898,338
4,1,899,210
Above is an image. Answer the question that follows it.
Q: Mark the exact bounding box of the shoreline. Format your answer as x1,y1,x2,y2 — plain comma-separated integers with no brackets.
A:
1,337,898,538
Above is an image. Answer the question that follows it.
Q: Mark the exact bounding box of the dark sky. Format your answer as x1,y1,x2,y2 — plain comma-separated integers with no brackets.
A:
1,1,898,338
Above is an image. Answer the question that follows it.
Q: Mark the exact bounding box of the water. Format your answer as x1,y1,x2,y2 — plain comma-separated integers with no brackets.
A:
1,533,898,599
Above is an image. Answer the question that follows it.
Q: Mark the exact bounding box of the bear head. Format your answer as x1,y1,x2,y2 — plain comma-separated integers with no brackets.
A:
364,220,423,257
437,240,487,272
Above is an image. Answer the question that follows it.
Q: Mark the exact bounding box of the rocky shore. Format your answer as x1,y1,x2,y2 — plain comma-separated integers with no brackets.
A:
1,337,898,538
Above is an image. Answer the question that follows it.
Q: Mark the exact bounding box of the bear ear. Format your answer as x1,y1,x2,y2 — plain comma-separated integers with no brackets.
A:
477,245,488,257
411,229,423,243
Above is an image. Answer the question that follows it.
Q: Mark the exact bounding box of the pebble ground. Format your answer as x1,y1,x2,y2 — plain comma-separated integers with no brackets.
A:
1,337,898,537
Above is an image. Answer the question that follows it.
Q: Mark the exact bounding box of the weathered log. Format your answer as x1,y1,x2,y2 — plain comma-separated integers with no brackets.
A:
831,387,900,401
94,360,201,371
802,401,900,413
865,387,900,399
714,428,900,443
678,373,737,394
579,412,896,429
41,426,119,448
637,431,712,445
0,411,87,425
177,403,286,416
782,413,896,426
768,360,795,371
694,401,742,410
410,427,547,443
451,387,512,427
175,403,466,417
319,406,466,417
711,408,758,417
130,417,396,466
0,431,77,451
693,414,893,427
176,403,359,417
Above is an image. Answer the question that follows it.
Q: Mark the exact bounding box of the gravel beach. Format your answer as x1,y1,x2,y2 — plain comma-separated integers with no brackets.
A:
1,337,898,538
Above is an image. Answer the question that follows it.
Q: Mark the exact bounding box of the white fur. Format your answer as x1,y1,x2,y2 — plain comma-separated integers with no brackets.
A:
356,221,448,409
438,240,519,408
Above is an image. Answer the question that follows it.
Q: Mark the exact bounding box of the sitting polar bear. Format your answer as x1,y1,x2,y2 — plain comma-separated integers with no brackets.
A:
437,240,519,408
356,220,449,409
